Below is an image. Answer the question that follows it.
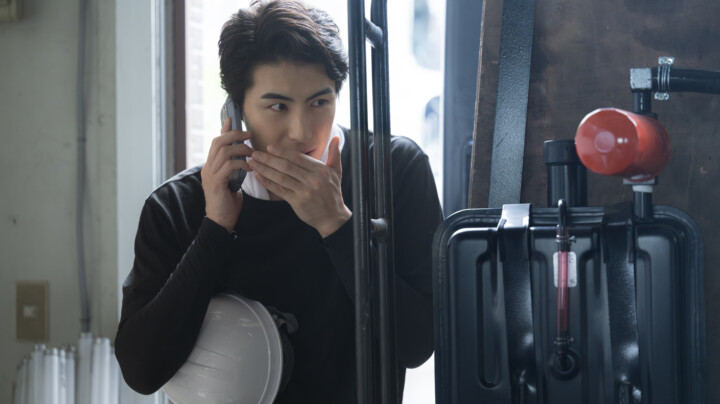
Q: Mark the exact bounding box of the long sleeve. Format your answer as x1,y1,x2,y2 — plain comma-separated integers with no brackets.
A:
115,196,234,395
114,134,443,399
323,142,443,369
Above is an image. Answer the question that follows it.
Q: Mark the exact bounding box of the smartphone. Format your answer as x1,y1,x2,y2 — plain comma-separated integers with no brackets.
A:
221,96,247,192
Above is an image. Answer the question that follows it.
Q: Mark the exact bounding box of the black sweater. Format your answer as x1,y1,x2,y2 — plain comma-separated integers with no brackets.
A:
114,129,443,402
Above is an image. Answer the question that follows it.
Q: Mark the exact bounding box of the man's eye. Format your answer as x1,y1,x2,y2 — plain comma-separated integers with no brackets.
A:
311,99,329,107
270,103,287,111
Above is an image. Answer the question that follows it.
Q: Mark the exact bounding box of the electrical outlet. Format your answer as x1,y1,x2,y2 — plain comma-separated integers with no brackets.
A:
0,0,22,22
16,281,48,341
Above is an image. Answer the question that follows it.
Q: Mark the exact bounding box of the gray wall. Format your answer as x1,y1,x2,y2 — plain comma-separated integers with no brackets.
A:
0,0,116,401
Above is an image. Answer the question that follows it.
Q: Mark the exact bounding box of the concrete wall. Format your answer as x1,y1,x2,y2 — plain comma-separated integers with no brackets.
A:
0,0,117,401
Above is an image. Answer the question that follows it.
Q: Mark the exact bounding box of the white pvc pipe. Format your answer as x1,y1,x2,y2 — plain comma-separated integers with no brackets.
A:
77,333,93,404
91,338,112,404
29,344,46,404
100,338,112,404
91,339,102,404
65,347,76,404
13,334,129,404
58,350,67,404
44,347,60,404
110,348,119,404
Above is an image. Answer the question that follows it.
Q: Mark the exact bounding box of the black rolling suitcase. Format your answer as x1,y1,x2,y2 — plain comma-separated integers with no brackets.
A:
432,201,706,403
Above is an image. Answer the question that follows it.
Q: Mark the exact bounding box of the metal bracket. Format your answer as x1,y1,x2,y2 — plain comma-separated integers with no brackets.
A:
364,19,383,48
655,56,675,101
496,203,537,400
370,218,388,242
498,203,531,261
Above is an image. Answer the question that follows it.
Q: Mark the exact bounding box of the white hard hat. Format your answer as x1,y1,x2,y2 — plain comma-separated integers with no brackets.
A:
163,293,284,404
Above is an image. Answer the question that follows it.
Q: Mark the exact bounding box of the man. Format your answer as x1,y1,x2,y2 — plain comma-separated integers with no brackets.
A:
115,1,443,401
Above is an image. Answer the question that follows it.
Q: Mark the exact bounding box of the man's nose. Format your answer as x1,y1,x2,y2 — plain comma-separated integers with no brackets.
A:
287,111,312,142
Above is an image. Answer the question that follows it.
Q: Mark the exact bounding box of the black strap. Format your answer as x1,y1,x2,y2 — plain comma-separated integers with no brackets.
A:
487,0,538,208
267,306,298,393
498,204,537,402
602,206,642,401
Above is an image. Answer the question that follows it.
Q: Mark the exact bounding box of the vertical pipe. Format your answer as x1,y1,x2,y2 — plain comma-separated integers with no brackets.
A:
90,338,112,404
110,348,119,404
347,0,375,402
44,348,60,404
555,201,570,358
543,140,587,208
632,91,654,116
77,333,93,404
91,339,102,404
65,348,76,404
101,340,111,404
58,350,67,404
76,0,91,335
633,186,654,220
370,0,398,403
30,344,46,404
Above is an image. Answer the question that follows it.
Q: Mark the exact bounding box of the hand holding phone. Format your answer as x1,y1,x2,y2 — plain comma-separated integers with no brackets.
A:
201,99,251,233
221,96,247,192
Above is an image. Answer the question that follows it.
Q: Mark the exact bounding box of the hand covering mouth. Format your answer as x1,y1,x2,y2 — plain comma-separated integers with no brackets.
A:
241,124,345,200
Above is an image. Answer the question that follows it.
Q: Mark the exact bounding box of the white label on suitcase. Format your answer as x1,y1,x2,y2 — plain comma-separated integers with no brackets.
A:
553,251,577,287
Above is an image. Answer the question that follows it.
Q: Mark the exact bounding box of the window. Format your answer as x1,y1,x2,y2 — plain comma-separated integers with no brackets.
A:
181,1,444,197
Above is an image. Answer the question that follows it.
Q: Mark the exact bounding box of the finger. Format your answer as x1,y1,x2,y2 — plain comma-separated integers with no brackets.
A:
326,136,341,172
256,173,294,200
252,150,310,183
215,157,252,180
248,159,303,192
221,117,232,134
204,158,252,190
207,130,252,165
210,143,255,174
267,144,321,171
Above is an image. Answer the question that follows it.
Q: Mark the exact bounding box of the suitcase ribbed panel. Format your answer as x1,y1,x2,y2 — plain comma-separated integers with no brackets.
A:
433,205,706,404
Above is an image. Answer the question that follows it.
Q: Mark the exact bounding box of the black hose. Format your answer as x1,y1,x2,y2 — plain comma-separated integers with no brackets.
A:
652,67,720,94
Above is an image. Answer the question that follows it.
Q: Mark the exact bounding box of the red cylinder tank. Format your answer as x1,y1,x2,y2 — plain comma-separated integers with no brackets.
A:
575,108,671,182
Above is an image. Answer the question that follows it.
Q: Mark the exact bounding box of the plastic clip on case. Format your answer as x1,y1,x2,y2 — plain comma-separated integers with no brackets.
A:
433,203,706,403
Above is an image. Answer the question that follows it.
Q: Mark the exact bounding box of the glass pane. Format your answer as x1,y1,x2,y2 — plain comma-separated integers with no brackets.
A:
413,0,444,70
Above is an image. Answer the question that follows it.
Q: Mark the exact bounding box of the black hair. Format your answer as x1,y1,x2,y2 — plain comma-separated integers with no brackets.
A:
218,0,348,107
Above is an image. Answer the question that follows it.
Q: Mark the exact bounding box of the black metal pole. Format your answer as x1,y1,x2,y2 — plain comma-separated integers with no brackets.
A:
348,1,374,402
370,0,399,402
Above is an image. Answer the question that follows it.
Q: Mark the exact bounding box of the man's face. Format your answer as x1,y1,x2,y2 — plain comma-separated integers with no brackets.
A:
242,61,336,161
